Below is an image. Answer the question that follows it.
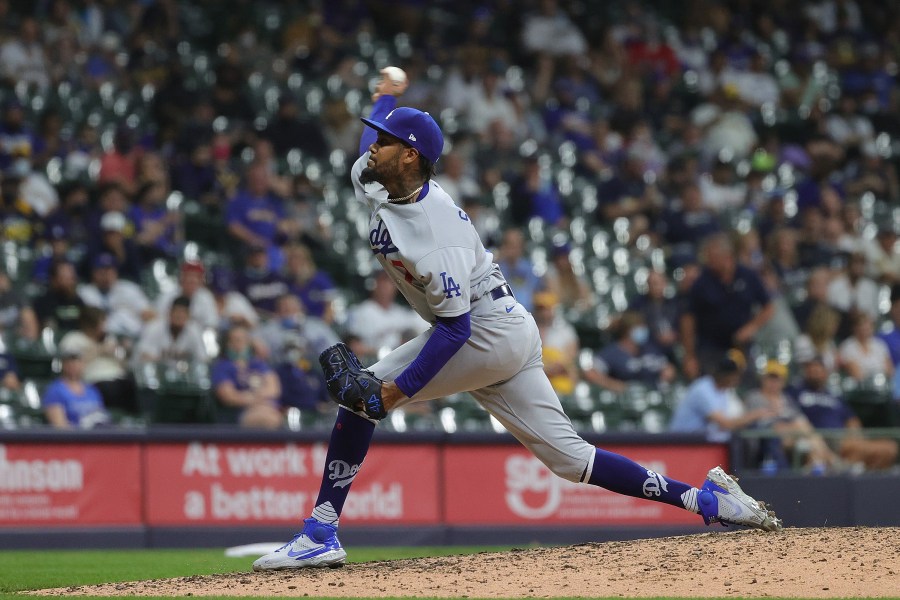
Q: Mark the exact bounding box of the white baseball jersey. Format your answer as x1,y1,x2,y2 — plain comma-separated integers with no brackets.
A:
350,151,595,485
351,152,505,322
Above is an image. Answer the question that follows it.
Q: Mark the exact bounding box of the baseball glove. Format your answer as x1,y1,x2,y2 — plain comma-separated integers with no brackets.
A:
318,343,387,420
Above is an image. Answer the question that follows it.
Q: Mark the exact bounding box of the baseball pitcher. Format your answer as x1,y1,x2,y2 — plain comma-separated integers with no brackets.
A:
253,68,781,571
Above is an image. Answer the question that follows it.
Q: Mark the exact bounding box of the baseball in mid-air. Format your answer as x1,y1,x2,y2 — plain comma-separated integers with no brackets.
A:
382,66,407,85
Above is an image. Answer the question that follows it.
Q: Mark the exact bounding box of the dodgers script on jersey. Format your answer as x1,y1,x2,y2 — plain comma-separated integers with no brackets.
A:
351,152,505,322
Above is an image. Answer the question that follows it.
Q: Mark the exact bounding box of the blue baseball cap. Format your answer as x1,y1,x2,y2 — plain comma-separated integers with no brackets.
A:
360,107,444,163
92,253,117,270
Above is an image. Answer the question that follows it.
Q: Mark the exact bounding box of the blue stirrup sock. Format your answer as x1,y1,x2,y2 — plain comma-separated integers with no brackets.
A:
587,448,699,513
310,408,376,524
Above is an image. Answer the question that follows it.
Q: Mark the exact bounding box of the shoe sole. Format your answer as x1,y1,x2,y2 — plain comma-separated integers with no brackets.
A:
706,467,783,532
252,550,347,571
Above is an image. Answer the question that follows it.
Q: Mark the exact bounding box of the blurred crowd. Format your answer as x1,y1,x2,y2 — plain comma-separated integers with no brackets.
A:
0,0,898,470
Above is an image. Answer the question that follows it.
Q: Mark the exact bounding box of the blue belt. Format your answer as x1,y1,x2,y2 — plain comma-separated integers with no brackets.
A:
489,284,514,301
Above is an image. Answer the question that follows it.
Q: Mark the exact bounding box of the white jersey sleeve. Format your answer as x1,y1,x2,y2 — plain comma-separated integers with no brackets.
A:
350,152,388,210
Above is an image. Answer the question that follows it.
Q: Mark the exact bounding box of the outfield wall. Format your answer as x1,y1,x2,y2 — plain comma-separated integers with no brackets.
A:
0,428,896,548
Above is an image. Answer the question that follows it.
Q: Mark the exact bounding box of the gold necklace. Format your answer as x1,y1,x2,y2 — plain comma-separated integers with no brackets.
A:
387,184,424,204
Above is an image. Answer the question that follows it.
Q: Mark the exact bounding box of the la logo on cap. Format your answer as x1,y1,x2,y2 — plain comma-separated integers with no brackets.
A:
409,134,416,141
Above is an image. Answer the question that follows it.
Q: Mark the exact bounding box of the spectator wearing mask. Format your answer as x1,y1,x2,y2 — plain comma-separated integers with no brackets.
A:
213,323,282,429
42,347,109,429
78,254,155,338
133,296,208,366
258,295,338,413
4,148,59,218
583,311,674,393
257,294,339,361
629,270,680,361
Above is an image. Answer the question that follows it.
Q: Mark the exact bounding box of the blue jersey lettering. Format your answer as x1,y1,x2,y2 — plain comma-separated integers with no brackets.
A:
440,272,462,298
369,220,398,256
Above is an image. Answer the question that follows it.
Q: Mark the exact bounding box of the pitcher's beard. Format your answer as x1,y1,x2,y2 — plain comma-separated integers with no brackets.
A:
359,166,378,185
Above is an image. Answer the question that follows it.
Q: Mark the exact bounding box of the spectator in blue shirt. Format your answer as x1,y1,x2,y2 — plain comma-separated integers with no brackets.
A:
680,233,774,379
42,347,109,429
495,228,541,312
669,350,772,441
789,355,898,470
583,311,675,393
212,323,282,429
283,244,336,324
226,161,287,270
236,245,290,317
129,180,180,262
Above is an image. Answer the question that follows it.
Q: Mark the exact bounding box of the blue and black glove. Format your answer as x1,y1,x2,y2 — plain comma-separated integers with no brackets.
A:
318,343,387,420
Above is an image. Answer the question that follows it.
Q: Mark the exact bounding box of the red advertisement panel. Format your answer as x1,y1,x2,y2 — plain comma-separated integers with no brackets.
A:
144,442,440,525
0,443,142,527
443,445,728,525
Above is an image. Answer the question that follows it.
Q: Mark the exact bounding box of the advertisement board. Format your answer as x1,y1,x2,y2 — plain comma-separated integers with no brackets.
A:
0,443,142,526
143,442,441,525
443,445,728,525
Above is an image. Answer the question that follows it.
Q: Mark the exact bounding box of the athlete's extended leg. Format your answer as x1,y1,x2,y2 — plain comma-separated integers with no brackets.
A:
470,364,698,511
469,312,781,530
252,407,375,570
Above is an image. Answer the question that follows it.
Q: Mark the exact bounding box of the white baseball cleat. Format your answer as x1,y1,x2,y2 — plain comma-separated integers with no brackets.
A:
252,518,347,571
698,466,783,532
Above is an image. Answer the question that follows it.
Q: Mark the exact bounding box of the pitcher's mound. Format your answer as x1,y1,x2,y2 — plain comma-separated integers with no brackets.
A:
38,527,900,598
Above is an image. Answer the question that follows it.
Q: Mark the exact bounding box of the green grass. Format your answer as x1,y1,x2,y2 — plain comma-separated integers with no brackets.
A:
0,546,514,597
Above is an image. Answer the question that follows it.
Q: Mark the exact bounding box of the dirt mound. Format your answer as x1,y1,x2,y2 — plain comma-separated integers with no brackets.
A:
36,527,900,598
